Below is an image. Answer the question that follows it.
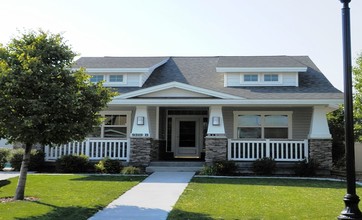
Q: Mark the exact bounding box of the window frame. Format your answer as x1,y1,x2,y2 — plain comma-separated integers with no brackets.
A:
239,73,283,85
90,75,105,83
233,111,293,139
89,73,128,86
89,111,131,139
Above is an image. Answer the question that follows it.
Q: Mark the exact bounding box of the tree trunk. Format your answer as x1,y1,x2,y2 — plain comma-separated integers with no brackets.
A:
14,143,32,200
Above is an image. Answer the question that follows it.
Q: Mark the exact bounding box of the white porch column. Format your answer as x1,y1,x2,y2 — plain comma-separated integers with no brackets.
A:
308,106,332,139
131,106,150,137
207,106,226,136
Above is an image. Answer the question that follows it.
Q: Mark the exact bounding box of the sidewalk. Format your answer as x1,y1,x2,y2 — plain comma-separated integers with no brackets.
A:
89,172,195,220
0,172,20,181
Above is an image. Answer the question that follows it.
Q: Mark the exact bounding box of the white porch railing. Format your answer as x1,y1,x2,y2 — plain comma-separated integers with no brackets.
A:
228,139,308,162
44,138,130,162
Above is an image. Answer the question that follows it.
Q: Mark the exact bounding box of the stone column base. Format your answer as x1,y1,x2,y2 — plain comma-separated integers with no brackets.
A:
130,138,152,166
205,136,228,164
309,139,332,175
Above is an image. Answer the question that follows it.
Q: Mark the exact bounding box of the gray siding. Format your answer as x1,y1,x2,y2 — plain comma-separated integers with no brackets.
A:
222,107,312,139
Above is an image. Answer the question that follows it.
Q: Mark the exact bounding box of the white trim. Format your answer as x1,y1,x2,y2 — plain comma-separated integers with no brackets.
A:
233,111,293,139
308,106,332,139
216,67,308,73
109,98,344,106
114,82,243,100
155,107,160,140
74,68,149,73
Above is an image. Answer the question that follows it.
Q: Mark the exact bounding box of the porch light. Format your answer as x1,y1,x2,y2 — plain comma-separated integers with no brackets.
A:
338,0,362,219
137,116,144,125
212,116,220,126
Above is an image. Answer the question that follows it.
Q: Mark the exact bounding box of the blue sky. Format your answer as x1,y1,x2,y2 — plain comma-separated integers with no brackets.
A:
2,0,362,91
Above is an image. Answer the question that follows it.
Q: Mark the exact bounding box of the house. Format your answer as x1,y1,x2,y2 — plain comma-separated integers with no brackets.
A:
44,56,343,172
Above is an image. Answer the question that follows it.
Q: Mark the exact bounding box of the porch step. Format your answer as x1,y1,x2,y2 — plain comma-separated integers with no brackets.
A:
146,161,204,173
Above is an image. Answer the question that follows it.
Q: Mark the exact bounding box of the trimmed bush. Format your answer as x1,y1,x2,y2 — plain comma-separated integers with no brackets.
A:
95,158,122,174
0,148,11,170
56,154,90,173
199,161,237,176
294,159,319,177
9,149,45,171
252,157,276,175
121,166,141,174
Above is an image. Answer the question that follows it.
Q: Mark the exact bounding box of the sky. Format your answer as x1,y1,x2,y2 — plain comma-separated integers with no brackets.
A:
1,0,362,91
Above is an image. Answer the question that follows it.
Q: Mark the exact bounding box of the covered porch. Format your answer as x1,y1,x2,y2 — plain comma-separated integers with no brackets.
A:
44,104,332,171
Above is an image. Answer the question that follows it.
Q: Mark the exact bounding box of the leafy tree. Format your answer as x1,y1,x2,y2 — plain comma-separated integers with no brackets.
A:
0,30,116,200
353,53,362,141
327,105,345,162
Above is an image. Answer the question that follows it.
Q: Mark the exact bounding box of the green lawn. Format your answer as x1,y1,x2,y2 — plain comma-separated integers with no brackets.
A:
0,174,144,220
168,177,359,220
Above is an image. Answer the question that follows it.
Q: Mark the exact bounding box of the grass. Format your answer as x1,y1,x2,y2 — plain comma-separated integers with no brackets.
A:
0,174,145,220
168,177,361,220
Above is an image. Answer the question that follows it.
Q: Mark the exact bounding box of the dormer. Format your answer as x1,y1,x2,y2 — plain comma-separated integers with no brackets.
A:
216,56,308,87
73,57,169,87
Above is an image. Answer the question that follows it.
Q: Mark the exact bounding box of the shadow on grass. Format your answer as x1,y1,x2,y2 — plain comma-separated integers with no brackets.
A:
192,177,349,189
69,175,145,182
0,180,11,188
167,208,213,220
15,200,102,220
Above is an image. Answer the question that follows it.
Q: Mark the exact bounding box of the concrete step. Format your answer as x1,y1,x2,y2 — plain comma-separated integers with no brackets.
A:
146,161,205,173
149,161,205,167
146,166,203,173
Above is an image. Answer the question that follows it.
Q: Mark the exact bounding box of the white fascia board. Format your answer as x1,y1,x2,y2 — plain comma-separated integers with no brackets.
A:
114,81,243,100
216,67,307,73
109,98,344,106
76,68,148,73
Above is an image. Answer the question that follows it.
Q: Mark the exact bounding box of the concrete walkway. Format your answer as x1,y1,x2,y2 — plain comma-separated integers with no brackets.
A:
0,172,20,181
89,172,195,220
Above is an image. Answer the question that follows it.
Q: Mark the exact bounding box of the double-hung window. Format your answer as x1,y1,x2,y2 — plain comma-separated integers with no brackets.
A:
243,74,258,82
88,112,131,138
109,75,124,83
234,112,292,139
264,74,279,82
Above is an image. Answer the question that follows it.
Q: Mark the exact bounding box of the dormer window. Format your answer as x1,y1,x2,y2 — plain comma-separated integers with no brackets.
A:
90,75,104,83
264,74,279,82
244,74,258,82
109,75,124,83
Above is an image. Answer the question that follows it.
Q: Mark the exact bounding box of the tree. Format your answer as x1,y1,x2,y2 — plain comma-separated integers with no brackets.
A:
353,53,362,141
327,105,345,163
0,30,116,200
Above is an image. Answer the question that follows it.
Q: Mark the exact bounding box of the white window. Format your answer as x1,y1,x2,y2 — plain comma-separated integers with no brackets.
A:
109,75,124,82
264,74,279,82
244,74,258,82
90,75,104,83
234,111,292,139
88,111,131,139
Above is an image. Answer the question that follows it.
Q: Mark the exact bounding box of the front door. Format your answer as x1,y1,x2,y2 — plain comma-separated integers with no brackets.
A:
174,118,201,158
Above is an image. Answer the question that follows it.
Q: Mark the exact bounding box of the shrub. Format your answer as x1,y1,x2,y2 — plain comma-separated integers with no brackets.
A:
252,157,276,175
0,149,11,170
95,158,122,174
199,165,218,175
9,149,45,171
121,166,141,174
56,154,90,173
294,158,319,177
199,161,237,176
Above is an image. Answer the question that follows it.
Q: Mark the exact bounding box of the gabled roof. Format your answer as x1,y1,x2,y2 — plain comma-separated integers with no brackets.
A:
74,56,343,100
115,82,243,99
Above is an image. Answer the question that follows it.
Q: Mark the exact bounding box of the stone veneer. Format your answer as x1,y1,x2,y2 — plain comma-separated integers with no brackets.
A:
205,136,228,164
129,137,152,166
309,139,332,173
150,140,160,161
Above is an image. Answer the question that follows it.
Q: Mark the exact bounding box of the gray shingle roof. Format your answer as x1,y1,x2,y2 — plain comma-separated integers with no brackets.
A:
217,56,307,68
74,56,343,100
73,57,169,68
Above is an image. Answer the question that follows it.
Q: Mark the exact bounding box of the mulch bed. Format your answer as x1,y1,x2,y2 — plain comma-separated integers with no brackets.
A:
0,197,39,203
